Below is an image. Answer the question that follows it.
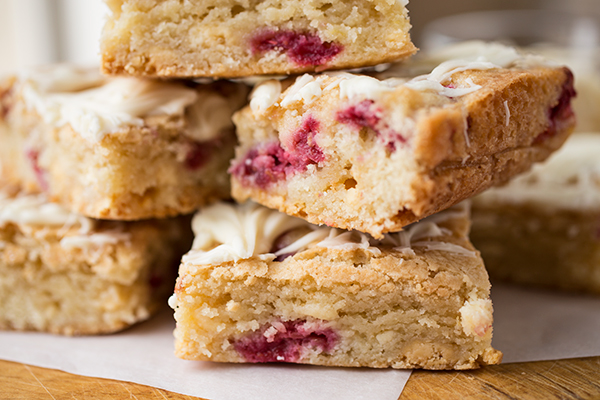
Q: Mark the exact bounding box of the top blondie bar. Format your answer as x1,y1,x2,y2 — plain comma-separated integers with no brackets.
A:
101,0,416,78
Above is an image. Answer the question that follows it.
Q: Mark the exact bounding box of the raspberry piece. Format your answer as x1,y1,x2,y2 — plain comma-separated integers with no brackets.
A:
534,68,576,144
184,141,213,171
25,149,48,191
230,116,324,188
251,30,342,67
337,100,406,152
233,320,338,363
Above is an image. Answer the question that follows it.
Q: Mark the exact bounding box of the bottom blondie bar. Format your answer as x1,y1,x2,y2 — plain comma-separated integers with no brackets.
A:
0,188,191,335
472,133,600,294
171,201,501,369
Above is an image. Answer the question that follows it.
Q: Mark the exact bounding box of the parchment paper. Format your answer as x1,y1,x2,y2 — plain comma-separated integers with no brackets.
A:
491,284,600,363
1,283,600,400
0,308,410,400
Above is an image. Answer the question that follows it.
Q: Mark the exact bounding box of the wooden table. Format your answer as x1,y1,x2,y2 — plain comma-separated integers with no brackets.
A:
2,357,599,399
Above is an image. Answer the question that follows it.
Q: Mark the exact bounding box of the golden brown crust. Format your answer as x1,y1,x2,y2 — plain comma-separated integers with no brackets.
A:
102,47,418,79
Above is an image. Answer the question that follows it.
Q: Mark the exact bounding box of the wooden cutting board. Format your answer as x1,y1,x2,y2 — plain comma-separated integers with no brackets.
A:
2,357,599,399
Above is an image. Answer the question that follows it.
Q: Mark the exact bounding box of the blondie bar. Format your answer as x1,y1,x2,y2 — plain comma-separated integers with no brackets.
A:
171,201,502,369
0,64,246,220
471,133,600,294
0,187,191,335
231,43,576,238
101,0,416,78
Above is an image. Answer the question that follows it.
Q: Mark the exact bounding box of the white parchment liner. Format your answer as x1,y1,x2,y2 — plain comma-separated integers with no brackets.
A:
1,283,599,399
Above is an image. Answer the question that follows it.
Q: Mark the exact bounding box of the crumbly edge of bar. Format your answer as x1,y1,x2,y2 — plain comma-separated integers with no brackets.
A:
101,0,415,78
471,202,600,294
0,217,192,335
231,66,575,238
0,263,158,335
172,213,502,369
0,82,234,220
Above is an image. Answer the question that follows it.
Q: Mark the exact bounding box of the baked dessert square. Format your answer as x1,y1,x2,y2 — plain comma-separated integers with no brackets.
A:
101,0,416,78
471,133,600,294
0,187,191,335
230,42,576,238
0,64,247,220
171,201,502,370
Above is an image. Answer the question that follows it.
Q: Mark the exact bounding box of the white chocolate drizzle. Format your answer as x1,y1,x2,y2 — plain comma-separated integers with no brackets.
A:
337,75,396,100
378,202,476,258
404,64,484,97
249,42,539,115
0,192,92,233
60,231,131,249
182,201,475,266
279,74,322,107
249,80,282,114
183,202,312,265
185,89,235,141
503,100,511,126
0,191,130,249
475,133,600,211
17,64,224,143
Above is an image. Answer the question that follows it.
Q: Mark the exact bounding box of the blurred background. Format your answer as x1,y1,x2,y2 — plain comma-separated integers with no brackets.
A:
0,0,598,130
410,0,599,44
1,0,598,74
0,0,106,75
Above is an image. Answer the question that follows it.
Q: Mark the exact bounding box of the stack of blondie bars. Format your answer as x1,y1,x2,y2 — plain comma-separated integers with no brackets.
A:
0,54,247,333
0,0,577,370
